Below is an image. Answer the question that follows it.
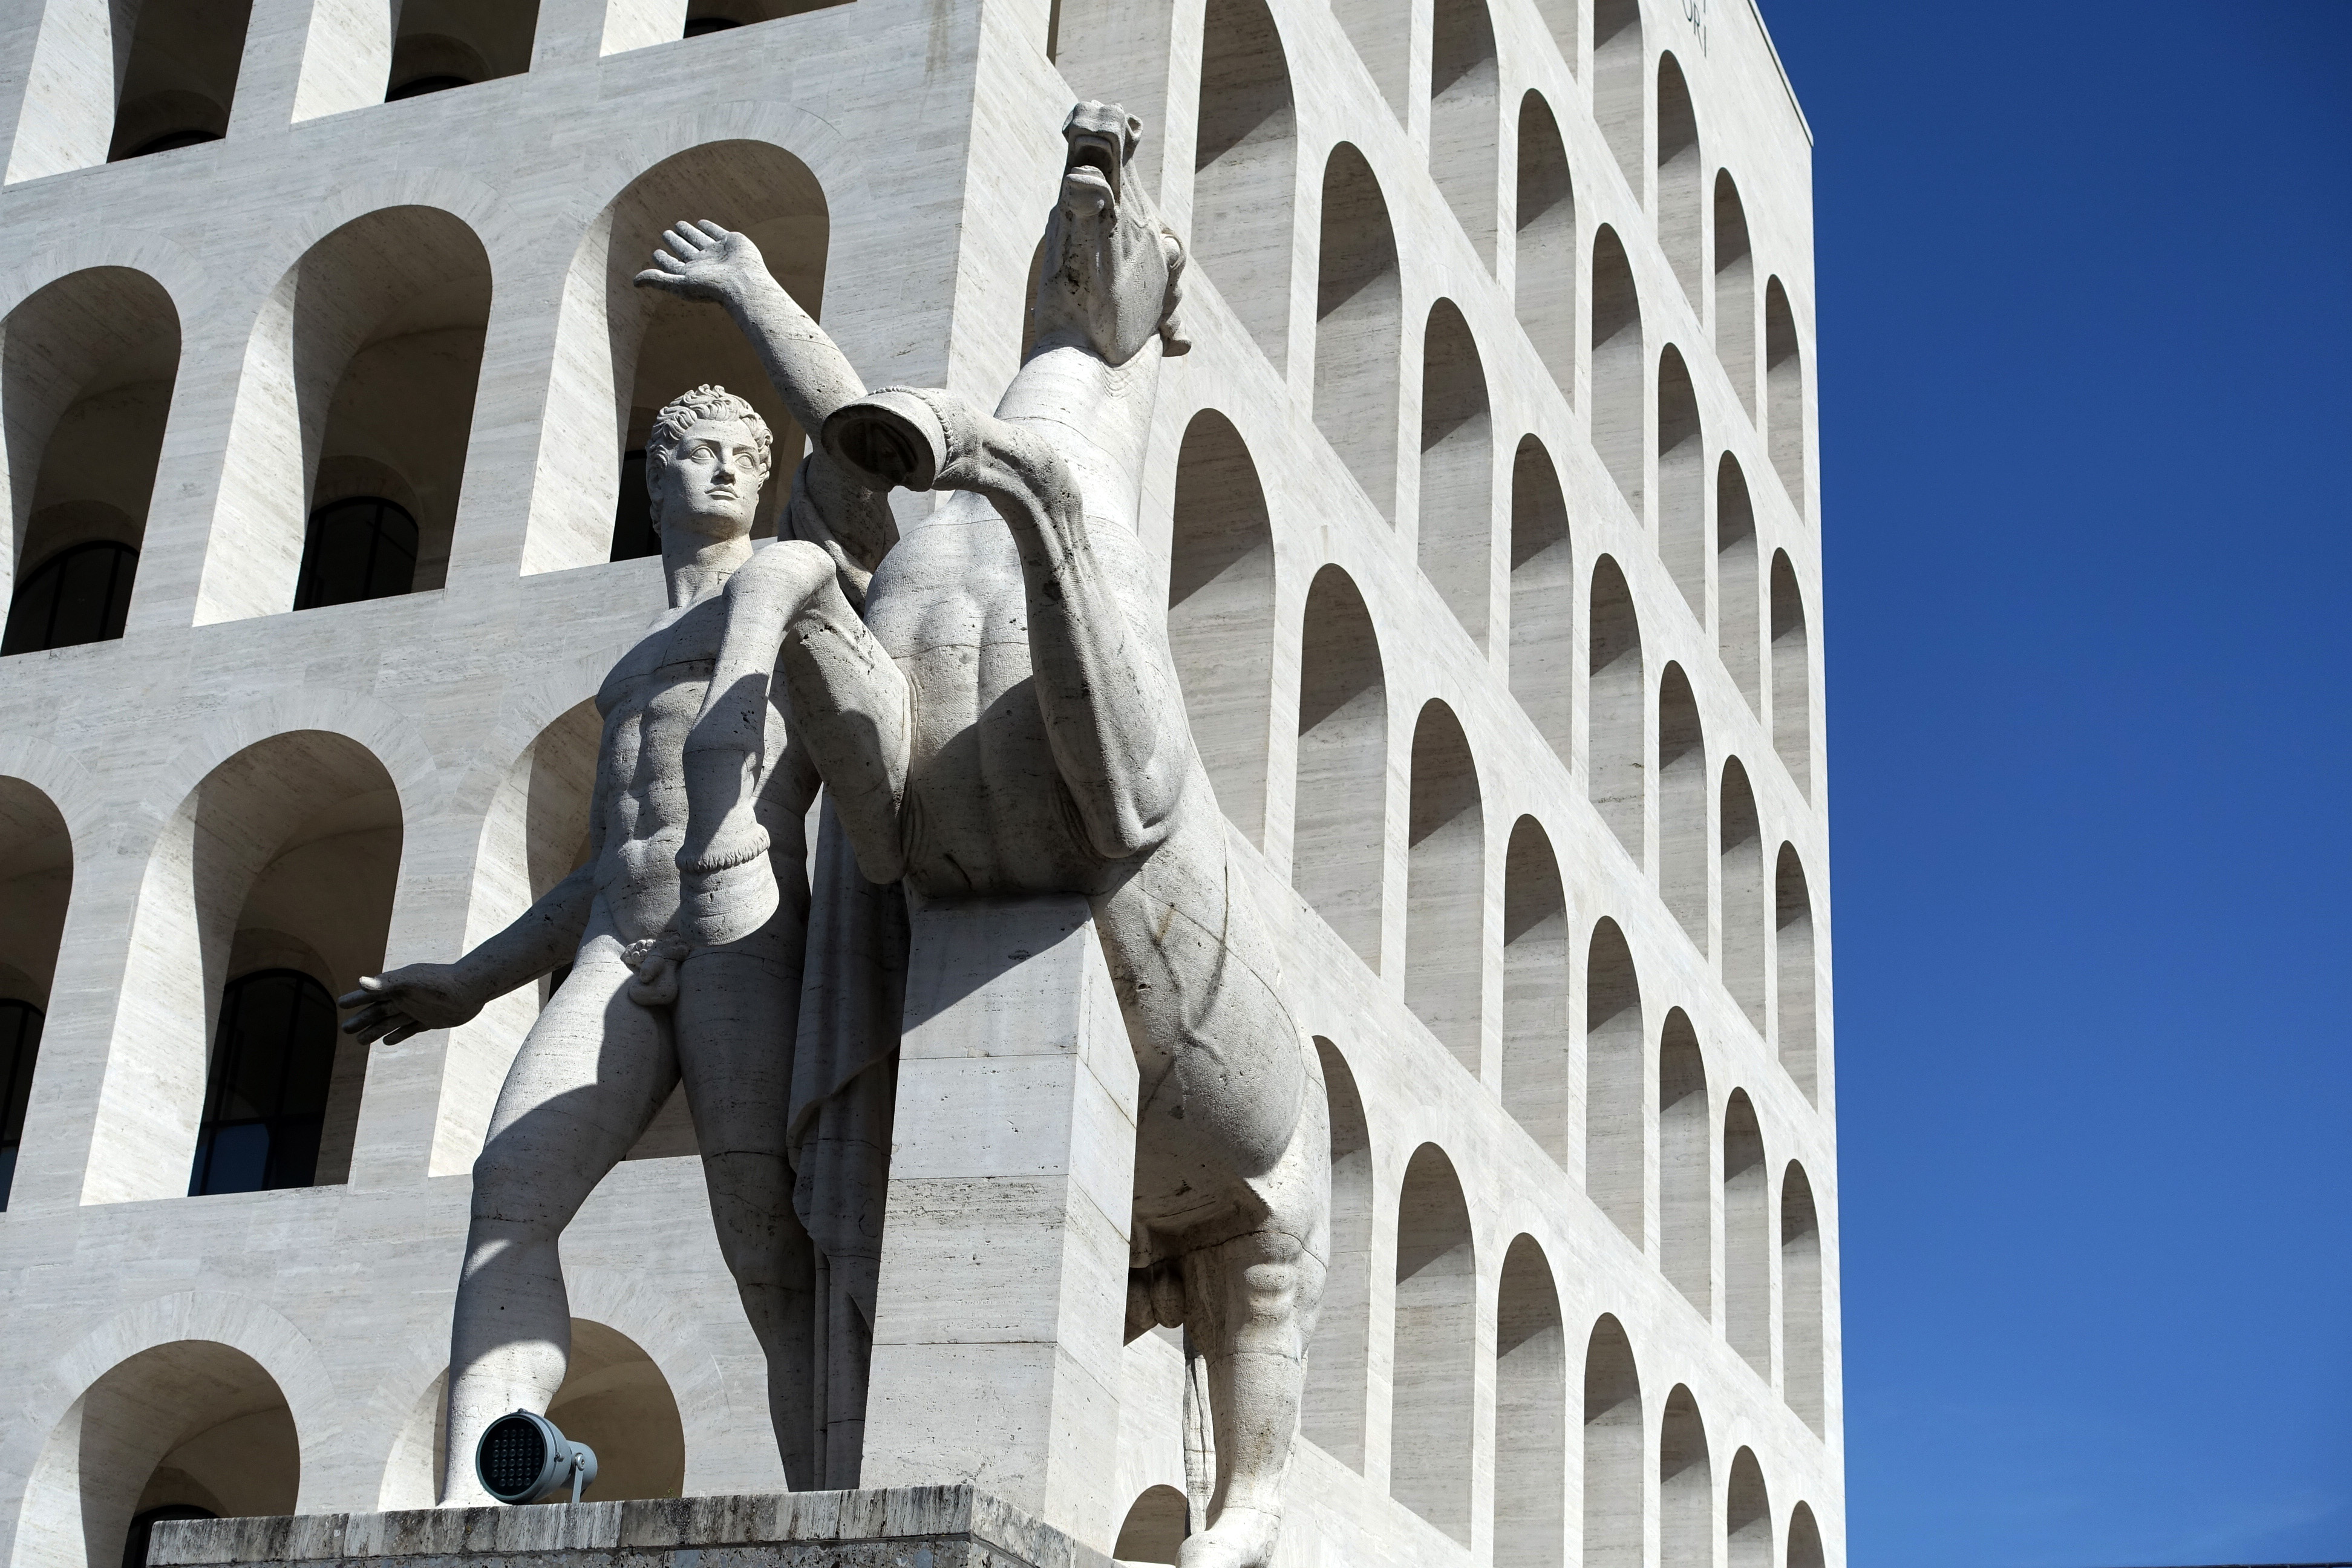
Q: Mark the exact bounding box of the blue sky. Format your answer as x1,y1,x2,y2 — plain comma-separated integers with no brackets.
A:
1765,3,2352,1564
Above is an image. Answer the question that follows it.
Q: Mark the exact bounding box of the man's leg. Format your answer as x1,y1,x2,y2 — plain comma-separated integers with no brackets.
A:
673,927,817,1486
442,925,676,1503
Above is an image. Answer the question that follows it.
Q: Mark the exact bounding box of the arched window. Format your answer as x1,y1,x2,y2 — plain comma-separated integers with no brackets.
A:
1316,146,1403,521
190,969,341,1196
1783,1161,1824,1434
1656,56,1700,299
1587,556,1644,860
293,497,419,611
7,0,249,176
1719,760,1765,1031
385,1,541,99
1589,227,1643,512
1788,1502,1826,1568
1509,437,1573,759
1658,663,1705,946
1194,0,1297,367
1419,301,1493,644
1303,1039,1374,1466
1112,1486,1187,1564
1765,276,1806,510
1428,0,1499,264
610,449,658,561
1583,1315,1642,1568
2,541,137,653
1727,1448,1772,1568
1391,1145,1475,1541
1716,454,1760,711
1660,1385,1711,1568
1406,702,1483,1068
1592,0,1643,192
1494,1236,1564,1568
1659,1010,1708,1311
1515,93,1575,387
1658,345,1703,613
1585,918,1642,1240
1777,843,1817,1100
1714,173,1756,416
1,999,42,1209
1502,817,1568,1159
106,0,253,160
1293,566,1387,964
1723,1088,1768,1373
1771,550,1812,797
1169,411,1276,846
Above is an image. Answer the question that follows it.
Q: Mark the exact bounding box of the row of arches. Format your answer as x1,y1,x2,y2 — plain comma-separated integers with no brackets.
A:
0,136,834,648
6,0,852,183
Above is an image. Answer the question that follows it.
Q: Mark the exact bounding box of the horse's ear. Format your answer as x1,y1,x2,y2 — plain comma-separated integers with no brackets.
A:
1125,114,1144,158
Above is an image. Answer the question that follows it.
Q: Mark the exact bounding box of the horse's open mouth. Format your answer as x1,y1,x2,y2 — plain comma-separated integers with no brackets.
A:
1063,131,1122,205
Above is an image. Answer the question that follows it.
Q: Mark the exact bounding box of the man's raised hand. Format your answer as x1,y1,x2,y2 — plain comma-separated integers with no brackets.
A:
633,218,766,304
339,964,489,1046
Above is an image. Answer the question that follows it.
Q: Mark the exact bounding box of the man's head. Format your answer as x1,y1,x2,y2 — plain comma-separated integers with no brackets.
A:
644,384,774,541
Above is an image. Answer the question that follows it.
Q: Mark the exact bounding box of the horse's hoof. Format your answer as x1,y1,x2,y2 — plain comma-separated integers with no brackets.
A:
823,388,947,492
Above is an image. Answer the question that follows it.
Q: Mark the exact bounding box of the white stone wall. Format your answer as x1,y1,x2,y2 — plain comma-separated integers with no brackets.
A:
0,0,1839,1564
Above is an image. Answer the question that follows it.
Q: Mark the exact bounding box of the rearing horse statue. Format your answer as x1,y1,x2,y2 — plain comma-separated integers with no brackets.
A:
638,102,1329,1568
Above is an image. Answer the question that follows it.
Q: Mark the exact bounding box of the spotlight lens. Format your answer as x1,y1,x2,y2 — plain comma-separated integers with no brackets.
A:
481,1414,549,1500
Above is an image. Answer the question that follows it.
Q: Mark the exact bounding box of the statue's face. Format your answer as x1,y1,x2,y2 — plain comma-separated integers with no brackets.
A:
653,417,765,541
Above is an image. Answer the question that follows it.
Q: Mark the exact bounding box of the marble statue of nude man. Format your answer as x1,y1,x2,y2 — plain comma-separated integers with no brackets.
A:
338,384,874,1501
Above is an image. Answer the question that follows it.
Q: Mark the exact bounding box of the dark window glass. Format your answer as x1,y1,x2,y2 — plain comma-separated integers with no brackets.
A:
684,16,743,36
189,969,339,1196
610,449,659,561
0,999,42,1210
387,74,472,100
123,1506,215,1568
128,128,223,157
2,541,137,655
293,496,418,610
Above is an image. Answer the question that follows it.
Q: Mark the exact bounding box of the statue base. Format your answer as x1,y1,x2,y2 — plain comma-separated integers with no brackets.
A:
149,1488,1111,1568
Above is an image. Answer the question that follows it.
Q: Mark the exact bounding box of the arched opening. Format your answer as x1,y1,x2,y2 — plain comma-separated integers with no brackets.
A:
1333,0,1411,121
1509,436,1572,759
1727,1447,1772,1568
1770,550,1811,797
1776,843,1816,1102
1658,1009,1707,1312
1302,1038,1373,1468
1783,1161,1823,1435
90,732,400,1204
1428,0,1499,266
1659,1385,1711,1568
385,0,540,99
0,776,68,1209
1169,410,1275,846
1418,301,1492,644
1584,917,1642,1241
1788,1503,1826,1568
1657,662,1704,947
1406,702,1482,1068
1,267,178,650
1391,1144,1475,1543
1716,454,1759,712
203,208,488,622
1315,145,1402,522
1765,276,1805,511
1714,172,1754,416
1656,344,1702,614
1502,817,1568,1160
107,0,253,160
1193,0,1295,368
1293,566,1386,965
1,998,38,1209
1515,93,1575,388
189,968,342,1194
21,1341,297,1568
1655,56,1700,301
1494,1236,1564,1568
1587,555,1643,860
1723,1088,1767,1374
1589,226,1642,513
1112,1485,1187,1564
1582,1315,1642,1568
1593,0,1643,191
544,1320,687,1500
528,140,826,572
1719,759,1765,1033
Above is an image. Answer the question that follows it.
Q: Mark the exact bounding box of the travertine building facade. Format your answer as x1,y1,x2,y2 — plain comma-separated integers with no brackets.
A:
0,0,1838,1563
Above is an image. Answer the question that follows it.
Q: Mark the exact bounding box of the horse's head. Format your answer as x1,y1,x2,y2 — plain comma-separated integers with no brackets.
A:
1032,102,1190,366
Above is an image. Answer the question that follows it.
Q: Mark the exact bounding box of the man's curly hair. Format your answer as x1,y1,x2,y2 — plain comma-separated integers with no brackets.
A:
644,385,773,521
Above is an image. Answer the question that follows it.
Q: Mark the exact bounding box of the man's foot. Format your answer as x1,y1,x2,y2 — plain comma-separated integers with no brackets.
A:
1175,1503,1282,1568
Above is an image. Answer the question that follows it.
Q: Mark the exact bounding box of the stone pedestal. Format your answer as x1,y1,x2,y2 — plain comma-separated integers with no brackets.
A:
857,897,1139,1552
149,1489,1109,1568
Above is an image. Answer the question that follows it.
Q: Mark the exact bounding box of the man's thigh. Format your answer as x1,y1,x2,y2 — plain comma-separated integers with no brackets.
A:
673,935,800,1160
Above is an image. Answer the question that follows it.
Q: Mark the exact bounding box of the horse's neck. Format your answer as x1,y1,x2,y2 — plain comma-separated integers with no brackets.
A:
995,337,1163,534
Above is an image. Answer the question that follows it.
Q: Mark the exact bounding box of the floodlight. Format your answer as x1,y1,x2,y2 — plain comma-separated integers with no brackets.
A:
475,1410,598,1505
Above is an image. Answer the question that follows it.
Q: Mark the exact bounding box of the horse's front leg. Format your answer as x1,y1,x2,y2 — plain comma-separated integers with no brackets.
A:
822,385,1189,860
